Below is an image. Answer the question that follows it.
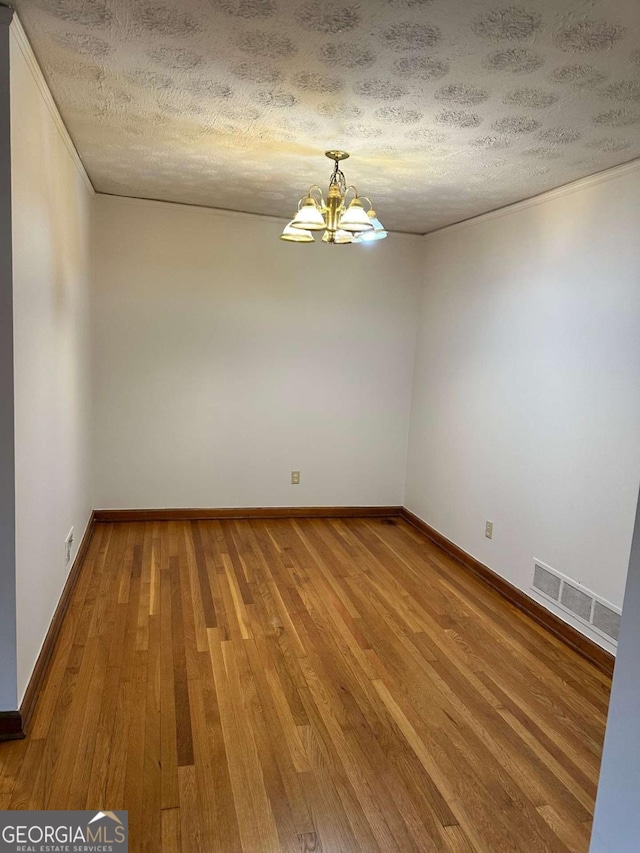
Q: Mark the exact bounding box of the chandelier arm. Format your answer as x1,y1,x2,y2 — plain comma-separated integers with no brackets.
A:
343,185,360,206
307,185,326,208
357,196,373,212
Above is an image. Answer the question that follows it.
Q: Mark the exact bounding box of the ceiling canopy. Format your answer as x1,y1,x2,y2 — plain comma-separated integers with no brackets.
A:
14,0,640,233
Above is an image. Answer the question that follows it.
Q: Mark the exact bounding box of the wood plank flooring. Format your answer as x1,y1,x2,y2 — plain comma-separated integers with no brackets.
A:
0,517,611,852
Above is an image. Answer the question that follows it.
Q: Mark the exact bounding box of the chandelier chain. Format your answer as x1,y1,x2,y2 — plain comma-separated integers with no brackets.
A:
329,160,346,194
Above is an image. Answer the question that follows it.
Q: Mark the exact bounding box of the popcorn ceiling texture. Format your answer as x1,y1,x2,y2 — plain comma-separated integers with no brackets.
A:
14,0,640,234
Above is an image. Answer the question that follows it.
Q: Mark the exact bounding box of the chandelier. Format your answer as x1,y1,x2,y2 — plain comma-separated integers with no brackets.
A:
280,151,387,245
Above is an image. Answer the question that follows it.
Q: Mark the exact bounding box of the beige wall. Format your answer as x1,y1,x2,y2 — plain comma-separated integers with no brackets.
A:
91,195,423,510
11,22,94,702
406,164,640,651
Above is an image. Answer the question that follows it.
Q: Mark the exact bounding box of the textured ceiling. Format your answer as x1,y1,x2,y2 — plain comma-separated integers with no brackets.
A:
13,0,640,233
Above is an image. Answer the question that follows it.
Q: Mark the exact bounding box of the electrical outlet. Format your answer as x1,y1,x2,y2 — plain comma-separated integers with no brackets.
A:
291,471,301,485
485,520,493,540
65,527,74,564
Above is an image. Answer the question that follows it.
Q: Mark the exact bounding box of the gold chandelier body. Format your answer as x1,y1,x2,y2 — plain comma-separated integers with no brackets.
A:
325,184,342,235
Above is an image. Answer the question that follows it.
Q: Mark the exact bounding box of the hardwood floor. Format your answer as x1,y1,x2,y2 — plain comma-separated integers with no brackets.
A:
0,517,611,852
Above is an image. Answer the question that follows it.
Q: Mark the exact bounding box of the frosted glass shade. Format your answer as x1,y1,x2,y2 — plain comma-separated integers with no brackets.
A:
337,198,374,233
354,228,387,242
353,210,388,243
290,199,326,230
280,221,314,242
353,211,388,242
321,229,354,244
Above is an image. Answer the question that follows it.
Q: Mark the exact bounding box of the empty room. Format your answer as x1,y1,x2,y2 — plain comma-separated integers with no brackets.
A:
1,0,639,851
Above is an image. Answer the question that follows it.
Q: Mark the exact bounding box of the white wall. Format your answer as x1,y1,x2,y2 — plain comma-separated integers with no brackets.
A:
11,22,94,703
91,196,422,510
405,164,640,650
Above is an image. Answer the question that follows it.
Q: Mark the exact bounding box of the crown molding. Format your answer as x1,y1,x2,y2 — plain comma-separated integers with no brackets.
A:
9,13,94,195
0,5,14,27
422,157,640,242
95,191,422,239
96,191,294,225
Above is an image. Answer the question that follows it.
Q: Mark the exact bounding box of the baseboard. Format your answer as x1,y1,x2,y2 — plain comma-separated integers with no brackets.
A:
0,711,24,741
400,508,615,678
15,511,97,738
95,506,403,522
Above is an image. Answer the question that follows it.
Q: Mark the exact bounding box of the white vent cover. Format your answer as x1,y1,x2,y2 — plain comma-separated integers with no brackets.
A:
532,560,621,643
